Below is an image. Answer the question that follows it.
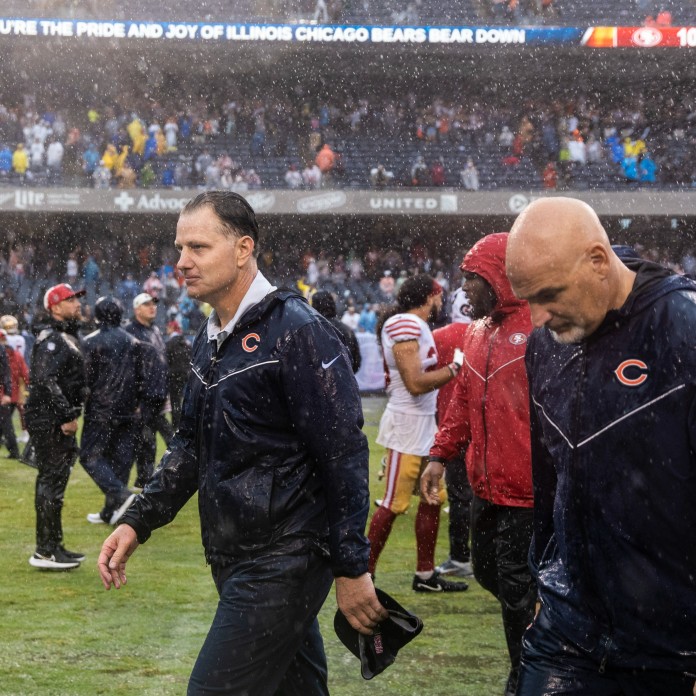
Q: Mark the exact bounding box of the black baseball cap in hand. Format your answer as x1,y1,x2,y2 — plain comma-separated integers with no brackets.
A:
334,587,424,680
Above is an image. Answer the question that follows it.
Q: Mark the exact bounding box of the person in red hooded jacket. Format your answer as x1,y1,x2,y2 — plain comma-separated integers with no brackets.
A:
421,232,535,696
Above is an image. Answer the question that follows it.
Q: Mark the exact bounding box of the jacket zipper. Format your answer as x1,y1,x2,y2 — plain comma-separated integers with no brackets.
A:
598,635,611,674
575,345,616,659
199,340,219,563
481,326,498,501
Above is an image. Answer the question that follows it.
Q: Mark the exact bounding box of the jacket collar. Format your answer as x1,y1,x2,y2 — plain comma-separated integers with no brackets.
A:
207,271,277,348
51,316,81,336
593,259,694,339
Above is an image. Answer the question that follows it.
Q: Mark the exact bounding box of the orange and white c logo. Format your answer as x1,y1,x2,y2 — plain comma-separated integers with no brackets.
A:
241,333,260,353
614,359,648,387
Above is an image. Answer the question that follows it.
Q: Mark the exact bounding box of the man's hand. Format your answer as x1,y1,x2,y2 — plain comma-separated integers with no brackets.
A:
0,395,11,406
335,574,389,635
97,524,139,590
420,460,445,505
60,419,78,435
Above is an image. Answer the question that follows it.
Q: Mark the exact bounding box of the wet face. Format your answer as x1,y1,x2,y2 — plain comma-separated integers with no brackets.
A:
462,272,497,320
51,296,82,322
175,206,250,307
135,301,158,326
427,292,443,323
509,254,606,344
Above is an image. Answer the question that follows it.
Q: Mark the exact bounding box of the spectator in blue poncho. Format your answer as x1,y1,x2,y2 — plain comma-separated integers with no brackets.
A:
640,153,657,183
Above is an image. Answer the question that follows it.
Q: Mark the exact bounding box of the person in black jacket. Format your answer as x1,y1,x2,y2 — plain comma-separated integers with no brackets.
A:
81,297,141,525
98,191,387,694
0,332,14,456
25,283,87,571
311,290,362,373
125,292,173,487
507,197,696,696
164,320,190,431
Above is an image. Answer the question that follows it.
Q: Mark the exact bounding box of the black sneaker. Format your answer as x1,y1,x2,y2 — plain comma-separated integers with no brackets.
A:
29,549,80,570
412,571,468,593
59,546,86,562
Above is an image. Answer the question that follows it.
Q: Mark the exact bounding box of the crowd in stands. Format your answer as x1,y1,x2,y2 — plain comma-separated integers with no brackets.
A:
0,231,692,350
2,86,696,192
5,0,696,28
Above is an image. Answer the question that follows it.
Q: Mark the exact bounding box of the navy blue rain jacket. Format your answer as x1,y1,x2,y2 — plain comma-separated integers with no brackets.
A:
125,319,169,416
121,290,370,577
83,324,145,423
527,258,696,671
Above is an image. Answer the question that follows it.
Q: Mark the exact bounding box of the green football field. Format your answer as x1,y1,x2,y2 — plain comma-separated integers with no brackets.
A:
0,397,509,695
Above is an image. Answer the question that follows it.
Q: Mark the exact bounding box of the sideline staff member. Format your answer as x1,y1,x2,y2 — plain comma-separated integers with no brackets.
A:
126,291,172,487
423,234,535,696
26,283,87,570
98,191,386,694
507,197,696,696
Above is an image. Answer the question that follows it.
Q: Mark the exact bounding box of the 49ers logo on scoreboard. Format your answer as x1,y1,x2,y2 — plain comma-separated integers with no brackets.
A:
631,27,663,47
241,333,260,353
614,359,648,387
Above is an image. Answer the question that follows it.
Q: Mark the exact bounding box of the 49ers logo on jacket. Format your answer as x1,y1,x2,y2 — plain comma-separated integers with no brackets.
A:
241,333,260,353
614,359,648,387
508,332,527,345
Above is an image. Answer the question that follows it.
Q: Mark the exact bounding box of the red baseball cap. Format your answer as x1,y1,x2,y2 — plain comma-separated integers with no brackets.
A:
43,283,86,310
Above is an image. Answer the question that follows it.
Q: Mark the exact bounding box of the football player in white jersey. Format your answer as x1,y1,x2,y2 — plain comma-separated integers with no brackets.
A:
0,315,26,358
367,274,467,592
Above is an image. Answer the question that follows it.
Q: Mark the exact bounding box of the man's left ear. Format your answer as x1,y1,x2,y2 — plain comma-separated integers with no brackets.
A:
588,244,610,277
237,235,255,264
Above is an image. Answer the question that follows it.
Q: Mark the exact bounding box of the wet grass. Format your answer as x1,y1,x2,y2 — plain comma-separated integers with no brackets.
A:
0,398,508,695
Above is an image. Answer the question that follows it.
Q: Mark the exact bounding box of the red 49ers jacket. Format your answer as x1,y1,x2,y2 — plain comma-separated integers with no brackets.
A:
5,344,29,403
430,233,533,508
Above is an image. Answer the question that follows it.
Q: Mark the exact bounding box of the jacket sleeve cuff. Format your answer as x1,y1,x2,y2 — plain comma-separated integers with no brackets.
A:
119,513,152,545
331,543,369,578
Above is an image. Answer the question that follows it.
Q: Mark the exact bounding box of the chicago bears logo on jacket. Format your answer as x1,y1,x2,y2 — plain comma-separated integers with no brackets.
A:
241,333,260,353
614,358,648,386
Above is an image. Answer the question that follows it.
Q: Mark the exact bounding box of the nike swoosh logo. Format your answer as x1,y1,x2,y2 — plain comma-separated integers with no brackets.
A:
321,355,341,369
416,582,443,592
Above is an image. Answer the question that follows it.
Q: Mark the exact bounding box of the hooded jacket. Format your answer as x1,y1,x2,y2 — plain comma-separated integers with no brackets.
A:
527,258,696,671
430,233,533,508
83,322,145,423
120,289,370,577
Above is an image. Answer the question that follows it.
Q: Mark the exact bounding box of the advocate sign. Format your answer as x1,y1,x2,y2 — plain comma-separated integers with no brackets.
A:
1,187,696,217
